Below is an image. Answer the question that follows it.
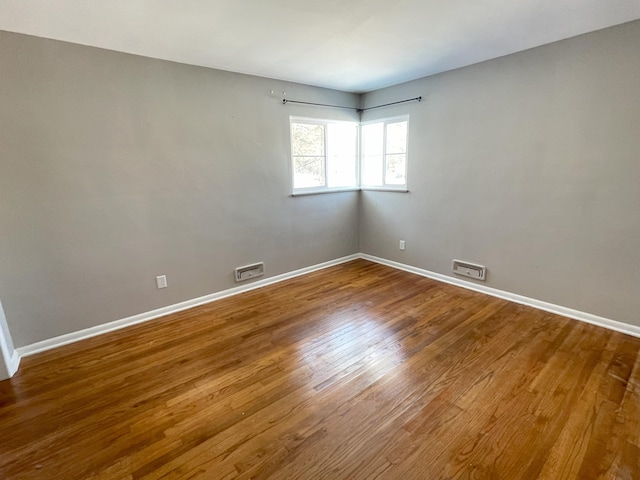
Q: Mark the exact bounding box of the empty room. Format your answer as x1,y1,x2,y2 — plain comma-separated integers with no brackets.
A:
1,1,640,479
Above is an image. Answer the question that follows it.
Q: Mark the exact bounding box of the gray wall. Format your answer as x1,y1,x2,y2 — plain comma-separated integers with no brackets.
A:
360,21,640,327
0,31,360,347
2,21,639,349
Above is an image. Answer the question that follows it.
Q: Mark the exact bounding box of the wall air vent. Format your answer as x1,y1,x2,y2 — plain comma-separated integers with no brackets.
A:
452,260,486,281
235,262,264,282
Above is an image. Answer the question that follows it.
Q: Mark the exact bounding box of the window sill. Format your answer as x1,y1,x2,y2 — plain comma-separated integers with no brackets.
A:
291,186,409,196
291,187,360,197
360,187,409,193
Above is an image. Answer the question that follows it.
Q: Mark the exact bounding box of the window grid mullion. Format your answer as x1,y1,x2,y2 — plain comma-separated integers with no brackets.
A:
323,123,329,187
382,121,388,186
356,126,361,187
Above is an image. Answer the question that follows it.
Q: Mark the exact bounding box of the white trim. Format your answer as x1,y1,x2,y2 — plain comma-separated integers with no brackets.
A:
291,187,359,197
291,187,409,196
360,254,640,339
360,187,409,193
14,251,640,362
7,350,20,377
0,300,20,380
1,343,20,380
17,254,360,357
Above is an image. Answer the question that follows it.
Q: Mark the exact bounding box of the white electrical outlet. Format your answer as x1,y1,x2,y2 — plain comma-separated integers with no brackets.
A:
399,240,406,251
156,275,167,289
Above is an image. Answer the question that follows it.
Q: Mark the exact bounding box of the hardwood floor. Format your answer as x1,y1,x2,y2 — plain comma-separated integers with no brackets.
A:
1,259,639,479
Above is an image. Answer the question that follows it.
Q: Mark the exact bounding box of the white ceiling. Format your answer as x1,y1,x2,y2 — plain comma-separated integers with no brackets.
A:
1,1,639,93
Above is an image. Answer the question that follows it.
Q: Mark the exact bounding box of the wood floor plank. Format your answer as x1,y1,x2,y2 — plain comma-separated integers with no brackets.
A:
1,259,639,479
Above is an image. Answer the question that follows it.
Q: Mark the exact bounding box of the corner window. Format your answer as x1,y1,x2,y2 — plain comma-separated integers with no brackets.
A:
290,118,358,194
361,116,408,190
289,115,409,194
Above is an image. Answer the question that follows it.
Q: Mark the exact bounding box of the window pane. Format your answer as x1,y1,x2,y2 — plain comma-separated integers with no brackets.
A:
327,123,357,158
327,123,357,188
293,156,325,188
362,155,383,186
385,154,406,185
362,123,383,157
292,123,324,156
386,121,407,154
327,156,357,187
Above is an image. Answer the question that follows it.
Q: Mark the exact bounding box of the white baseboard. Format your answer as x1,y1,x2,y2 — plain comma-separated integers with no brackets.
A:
14,251,640,362
8,350,20,377
360,254,640,339
0,348,20,381
17,254,360,358
0,298,20,380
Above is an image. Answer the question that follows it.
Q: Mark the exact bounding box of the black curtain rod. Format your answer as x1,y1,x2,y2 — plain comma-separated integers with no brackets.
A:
281,99,356,110
282,96,422,113
361,96,422,111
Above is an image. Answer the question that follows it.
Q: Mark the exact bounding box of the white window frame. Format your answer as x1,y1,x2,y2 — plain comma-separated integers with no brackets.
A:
289,115,409,195
290,116,360,196
360,115,409,192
